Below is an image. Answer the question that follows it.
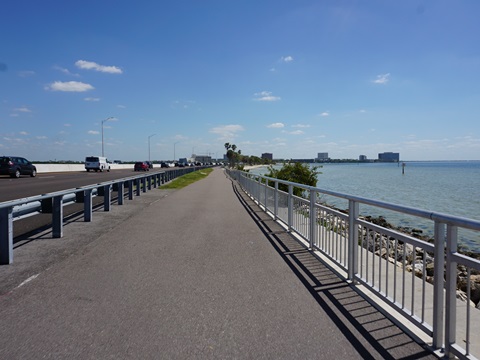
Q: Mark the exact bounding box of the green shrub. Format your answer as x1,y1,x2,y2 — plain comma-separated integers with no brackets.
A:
265,162,320,197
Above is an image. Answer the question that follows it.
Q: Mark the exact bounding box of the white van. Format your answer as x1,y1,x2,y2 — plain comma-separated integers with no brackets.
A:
85,156,110,172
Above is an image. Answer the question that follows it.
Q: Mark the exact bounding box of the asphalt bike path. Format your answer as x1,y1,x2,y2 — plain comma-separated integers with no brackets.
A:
0,168,436,359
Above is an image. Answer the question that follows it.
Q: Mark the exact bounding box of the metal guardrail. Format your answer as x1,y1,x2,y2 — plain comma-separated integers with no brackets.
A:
226,169,480,360
0,167,200,265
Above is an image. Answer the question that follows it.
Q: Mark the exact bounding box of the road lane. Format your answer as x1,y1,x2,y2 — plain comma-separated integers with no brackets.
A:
0,168,168,202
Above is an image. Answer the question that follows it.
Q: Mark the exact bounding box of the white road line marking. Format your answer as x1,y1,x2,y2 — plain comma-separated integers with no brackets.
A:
16,274,39,288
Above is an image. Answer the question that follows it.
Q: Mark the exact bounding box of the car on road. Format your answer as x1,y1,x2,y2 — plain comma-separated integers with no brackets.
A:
160,162,169,168
0,156,37,178
85,156,110,172
145,161,154,169
134,162,150,171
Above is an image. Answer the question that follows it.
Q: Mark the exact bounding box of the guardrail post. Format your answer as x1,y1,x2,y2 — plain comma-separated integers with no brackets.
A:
142,177,147,193
347,200,359,281
432,221,445,351
128,180,134,200
136,179,141,196
103,184,112,211
0,207,13,264
147,176,152,191
84,189,93,222
117,181,124,205
52,195,63,238
309,189,317,250
445,224,458,359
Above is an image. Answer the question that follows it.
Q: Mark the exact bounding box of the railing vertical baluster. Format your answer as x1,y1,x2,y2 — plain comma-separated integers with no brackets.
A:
288,184,293,231
264,178,268,213
445,224,458,359
309,189,316,250
0,206,13,264
348,200,359,281
274,181,278,221
432,221,445,350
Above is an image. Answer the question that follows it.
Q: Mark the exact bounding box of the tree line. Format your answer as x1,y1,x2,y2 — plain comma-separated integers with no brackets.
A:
223,143,275,168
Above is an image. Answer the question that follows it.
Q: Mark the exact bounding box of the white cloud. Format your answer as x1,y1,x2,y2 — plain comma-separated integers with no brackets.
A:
267,122,285,128
319,112,329,117
254,91,281,102
53,65,79,77
75,60,123,74
283,130,304,135
84,97,100,102
36,136,47,140
209,124,244,139
13,107,32,113
281,55,294,63
46,81,94,92
292,124,310,128
174,134,188,140
19,131,28,135
117,105,126,109
372,73,390,84
88,130,99,135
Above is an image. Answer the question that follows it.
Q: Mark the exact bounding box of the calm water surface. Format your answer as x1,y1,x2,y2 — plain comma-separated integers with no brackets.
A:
251,161,480,251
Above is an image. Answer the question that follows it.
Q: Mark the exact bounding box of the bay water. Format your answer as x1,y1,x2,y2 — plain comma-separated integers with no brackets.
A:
250,161,480,252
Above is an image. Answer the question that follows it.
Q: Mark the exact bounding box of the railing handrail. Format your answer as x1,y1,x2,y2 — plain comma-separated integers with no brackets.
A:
244,172,480,231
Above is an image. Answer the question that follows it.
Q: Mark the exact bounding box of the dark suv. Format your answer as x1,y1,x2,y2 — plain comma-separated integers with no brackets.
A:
0,156,37,178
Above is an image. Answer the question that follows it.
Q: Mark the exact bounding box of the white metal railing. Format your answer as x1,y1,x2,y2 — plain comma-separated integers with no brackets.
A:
227,169,480,360
0,167,202,265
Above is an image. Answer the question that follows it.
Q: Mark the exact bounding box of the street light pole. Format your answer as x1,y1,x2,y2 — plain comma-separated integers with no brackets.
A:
148,134,156,162
101,117,114,157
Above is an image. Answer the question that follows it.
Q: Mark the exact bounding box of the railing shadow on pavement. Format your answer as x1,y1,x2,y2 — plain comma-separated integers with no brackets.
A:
229,177,437,360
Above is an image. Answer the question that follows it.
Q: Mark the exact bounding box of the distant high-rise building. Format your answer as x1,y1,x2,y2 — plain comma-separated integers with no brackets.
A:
316,152,329,162
359,155,367,161
378,152,400,162
261,153,273,160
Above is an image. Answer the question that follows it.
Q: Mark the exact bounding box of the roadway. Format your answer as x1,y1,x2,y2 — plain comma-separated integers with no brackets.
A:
0,168,170,203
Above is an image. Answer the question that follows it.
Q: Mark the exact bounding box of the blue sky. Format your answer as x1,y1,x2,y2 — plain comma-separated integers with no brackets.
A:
1,1,479,162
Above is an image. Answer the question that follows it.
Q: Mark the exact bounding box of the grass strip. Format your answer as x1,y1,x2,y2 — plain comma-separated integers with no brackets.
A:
160,168,214,189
